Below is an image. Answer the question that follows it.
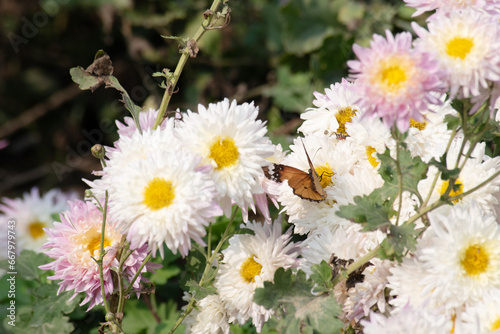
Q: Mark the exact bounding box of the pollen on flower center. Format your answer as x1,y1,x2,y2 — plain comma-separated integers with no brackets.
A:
446,37,474,60
410,118,428,131
316,164,334,188
366,146,379,168
438,179,463,204
336,107,357,136
240,255,262,283
28,221,46,239
460,244,489,277
209,136,240,169
143,177,175,210
376,60,408,92
491,317,500,331
87,231,111,256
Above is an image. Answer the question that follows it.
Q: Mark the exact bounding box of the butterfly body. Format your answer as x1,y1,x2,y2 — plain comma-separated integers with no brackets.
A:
263,145,326,202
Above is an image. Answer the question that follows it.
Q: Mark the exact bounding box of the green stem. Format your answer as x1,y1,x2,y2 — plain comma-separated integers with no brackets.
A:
98,192,111,315
124,253,153,296
394,132,404,226
168,207,238,334
153,0,224,130
449,169,500,203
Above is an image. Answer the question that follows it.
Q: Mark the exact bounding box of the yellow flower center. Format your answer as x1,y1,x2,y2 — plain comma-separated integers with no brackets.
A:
446,37,474,60
143,177,175,210
366,146,379,168
209,136,239,170
240,255,262,283
335,107,357,136
410,118,428,131
28,221,46,239
460,244,489,277
438,179,463,204
491,317,500,331
315,164,334,188
87,231,111,257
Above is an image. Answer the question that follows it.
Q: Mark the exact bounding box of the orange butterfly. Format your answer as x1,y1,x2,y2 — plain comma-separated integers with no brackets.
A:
263,143,327,202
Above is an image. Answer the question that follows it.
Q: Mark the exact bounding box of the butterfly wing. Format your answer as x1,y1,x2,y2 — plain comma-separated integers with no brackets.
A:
263,164,326,202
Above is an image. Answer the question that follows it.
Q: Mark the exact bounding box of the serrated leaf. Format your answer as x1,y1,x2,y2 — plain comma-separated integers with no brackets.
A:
377,148,428,197
336,187,395,231
255,268,343,333
310,261,333,293
31,285,82,326
17,250,50,281
428,158,460,180
28,315,74,334
185,280,217,300
378,223,418,262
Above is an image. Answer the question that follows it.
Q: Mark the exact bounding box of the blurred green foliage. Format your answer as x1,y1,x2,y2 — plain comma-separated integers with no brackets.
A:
0,0,417,197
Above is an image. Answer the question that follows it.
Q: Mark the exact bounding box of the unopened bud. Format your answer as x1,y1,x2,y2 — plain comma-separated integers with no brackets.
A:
91,144,105,159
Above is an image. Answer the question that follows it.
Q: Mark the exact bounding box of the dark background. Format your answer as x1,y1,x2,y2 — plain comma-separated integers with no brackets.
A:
0,0,413,199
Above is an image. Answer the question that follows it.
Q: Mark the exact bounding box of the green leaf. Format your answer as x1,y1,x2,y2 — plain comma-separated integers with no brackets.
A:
122,299,177,333
336,187,396,231
264,66,317,113
309,261,333,293
27,316,74,334
254,268,343,333
69,66,102,91
17,250,50,281
185,280,217,300
280,0,338,55
428,158,460,180
378,223,419,262
31,285,82,326
69,52,142,130
377,148,428,197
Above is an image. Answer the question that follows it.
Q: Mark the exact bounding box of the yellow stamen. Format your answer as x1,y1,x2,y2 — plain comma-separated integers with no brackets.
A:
143,177,175,210
410,118,428,131
460,244,489,276
28,221,46,239
315,164,334,188
336,107,357,136
209,136,239,169
240,255,262,283
366,146,379,168
446,37,474,60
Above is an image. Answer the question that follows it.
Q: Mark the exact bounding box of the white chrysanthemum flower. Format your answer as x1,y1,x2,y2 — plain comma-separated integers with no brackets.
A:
461,289,500,333
105,149,221,258
0,187,77,254
393,203,500,313
405,95,458,162
417,138,500,214
214,220,300,332
344,111,395,171
413,10,500,98
361,304,452,334
300,225,384,276
344,259,394,322
404,0,500,17
85,121,178,193
177,99,275,221
298,79,363,138
184,294,230,334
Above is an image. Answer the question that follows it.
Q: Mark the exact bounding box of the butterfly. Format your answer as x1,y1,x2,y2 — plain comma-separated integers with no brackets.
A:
263,143,327,202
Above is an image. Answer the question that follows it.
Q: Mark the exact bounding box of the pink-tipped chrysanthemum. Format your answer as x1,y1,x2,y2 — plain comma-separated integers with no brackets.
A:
412,10,500,99
403,0,500,17
39,199,160,311
347,30,445,132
